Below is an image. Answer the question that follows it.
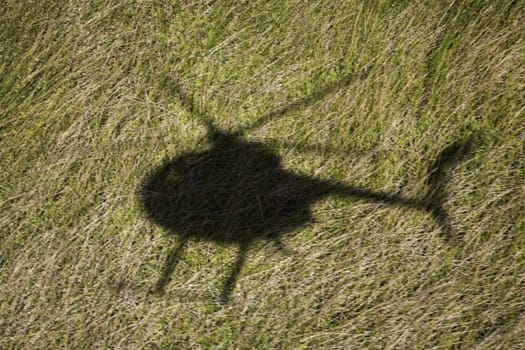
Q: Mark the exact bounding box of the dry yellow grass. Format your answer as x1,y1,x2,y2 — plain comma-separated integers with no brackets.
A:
1,1,524,348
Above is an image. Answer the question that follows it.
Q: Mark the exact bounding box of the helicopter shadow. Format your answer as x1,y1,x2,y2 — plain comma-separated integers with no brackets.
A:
140,68,474,302
141,129,474,302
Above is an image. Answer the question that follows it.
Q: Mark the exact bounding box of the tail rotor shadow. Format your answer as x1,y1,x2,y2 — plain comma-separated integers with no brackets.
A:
423,137,474,242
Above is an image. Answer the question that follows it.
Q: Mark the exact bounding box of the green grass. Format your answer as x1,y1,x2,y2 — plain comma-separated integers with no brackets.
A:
1,0,524,348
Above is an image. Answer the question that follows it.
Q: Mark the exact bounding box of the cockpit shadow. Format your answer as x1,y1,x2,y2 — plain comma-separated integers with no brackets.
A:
141,131,346,301
142,131,323,247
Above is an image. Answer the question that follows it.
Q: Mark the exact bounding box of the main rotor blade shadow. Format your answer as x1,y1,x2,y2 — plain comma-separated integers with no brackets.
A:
219,243,249,304
164,66,369,138
239,67,370,134
265,139,379,159
166,79,221,136
151,237,188,295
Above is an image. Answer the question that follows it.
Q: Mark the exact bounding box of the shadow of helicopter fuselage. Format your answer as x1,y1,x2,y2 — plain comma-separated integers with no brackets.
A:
142,131,342,246
141,130,472,301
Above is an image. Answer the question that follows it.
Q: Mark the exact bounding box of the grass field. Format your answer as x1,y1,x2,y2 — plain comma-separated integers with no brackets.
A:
1,0,524,348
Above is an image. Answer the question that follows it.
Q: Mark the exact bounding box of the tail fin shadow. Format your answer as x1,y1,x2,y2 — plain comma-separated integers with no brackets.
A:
424,137,474,242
